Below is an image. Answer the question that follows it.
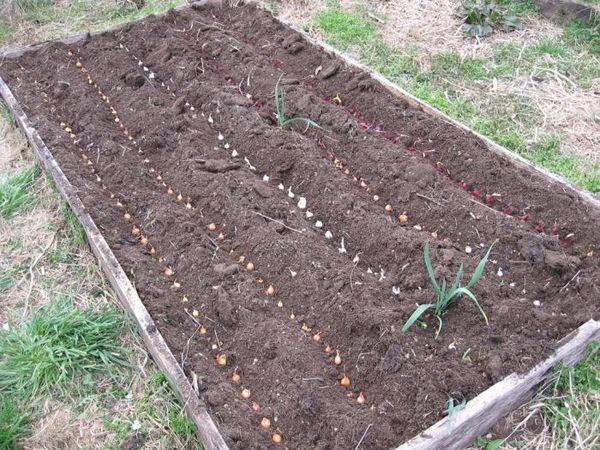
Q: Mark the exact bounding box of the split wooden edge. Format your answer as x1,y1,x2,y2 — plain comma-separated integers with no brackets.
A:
1,3,599,448
0,76,229,450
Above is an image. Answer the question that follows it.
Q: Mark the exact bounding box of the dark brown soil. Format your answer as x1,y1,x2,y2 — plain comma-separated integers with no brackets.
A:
1,4,598,449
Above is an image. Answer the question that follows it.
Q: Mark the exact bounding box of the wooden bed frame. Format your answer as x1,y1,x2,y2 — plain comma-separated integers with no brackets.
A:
1,2,597,449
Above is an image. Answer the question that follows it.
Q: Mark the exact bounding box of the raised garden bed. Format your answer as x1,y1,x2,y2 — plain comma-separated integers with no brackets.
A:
1,2,598,449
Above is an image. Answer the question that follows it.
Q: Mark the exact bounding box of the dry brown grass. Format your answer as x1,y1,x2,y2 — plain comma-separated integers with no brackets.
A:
362,0,561,58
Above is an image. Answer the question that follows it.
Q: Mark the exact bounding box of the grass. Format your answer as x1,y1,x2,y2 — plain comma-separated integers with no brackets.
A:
103,371,200,448
315,8,376,50
527,136,600,193
0,398,29,450
0,297,130,401
496,0,539,16
60,202,87,247
0,100,15,127
402,240,496,338
313,7,600,193
0,165,39,219
564,16,600,55
542,343,600,444
0,260,28,294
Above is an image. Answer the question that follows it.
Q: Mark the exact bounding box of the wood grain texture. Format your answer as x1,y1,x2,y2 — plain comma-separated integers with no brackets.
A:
0,76,229,450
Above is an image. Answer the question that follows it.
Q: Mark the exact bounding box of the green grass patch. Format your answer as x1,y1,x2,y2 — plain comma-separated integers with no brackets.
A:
0,398,29,450
526,136,600,193
532,40,566,56
47,247,73,265
0,22,17,45
60,202,86,247
0,99,16,126
104,371,200,447
431,51,513,80
155,373,197,439
564,17,600,55
315,9,376,50
361,42,420,79
0,165,39,220
496,0,540,16
0,297,130,401
0,260,29,293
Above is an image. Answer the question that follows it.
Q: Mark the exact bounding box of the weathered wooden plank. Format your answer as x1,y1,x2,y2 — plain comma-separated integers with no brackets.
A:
396,319,600,450
0,76,229,450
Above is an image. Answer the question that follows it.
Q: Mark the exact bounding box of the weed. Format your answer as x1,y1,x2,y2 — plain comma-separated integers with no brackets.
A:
0,297,130,401
444,395,467,416
474,436,504,449
0,165,39,219
455,1,520,37
0,398,29,449
275,75,326,131
168,407,196,437
47,247,73,265
402,240,496,337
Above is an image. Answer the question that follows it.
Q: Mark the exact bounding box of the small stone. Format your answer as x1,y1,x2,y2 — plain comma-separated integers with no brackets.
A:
465,246,473,254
